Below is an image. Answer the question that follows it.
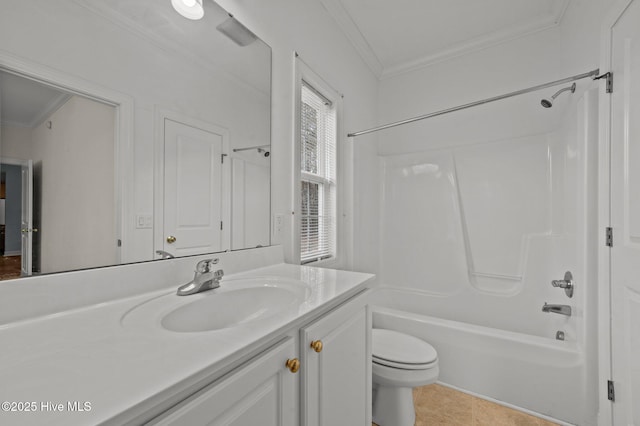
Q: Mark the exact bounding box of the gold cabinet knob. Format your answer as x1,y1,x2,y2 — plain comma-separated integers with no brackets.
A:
310,340,323,353
285,358,300,373
166,235,177,244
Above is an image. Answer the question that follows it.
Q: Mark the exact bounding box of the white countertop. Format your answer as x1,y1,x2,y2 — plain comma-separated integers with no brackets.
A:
0,263,373,426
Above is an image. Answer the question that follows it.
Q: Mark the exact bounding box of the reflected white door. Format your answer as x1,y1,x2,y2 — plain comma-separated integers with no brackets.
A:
163,119,225,256
610,0,640,423
20,160,33,276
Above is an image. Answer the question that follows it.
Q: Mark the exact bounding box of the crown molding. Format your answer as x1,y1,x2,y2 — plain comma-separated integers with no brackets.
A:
28,93,72,129
319,0,571,80
0,93,71,129
316,0,383,78
551,0,571,25
380,13,564,79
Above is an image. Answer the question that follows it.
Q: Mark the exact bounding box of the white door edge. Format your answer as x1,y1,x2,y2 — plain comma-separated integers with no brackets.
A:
598,1,638,425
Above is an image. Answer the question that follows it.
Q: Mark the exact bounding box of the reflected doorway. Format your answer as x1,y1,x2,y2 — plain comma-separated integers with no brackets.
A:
0,69,117,281
0,158,33,278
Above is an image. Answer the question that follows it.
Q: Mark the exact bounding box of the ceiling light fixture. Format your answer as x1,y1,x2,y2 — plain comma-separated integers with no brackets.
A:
171,0,204,20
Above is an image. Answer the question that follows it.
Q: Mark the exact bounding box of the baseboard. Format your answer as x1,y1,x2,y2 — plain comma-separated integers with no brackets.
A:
3,251,21,257
436,381,576,426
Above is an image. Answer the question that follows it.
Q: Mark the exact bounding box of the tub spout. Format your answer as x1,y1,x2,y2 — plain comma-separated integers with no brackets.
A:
542,303,572,316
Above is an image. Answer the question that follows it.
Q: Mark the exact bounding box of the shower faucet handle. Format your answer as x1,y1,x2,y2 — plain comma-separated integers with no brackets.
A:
551,271,574,298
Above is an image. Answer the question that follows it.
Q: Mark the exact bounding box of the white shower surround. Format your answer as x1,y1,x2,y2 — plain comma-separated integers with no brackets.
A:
372,87,599,425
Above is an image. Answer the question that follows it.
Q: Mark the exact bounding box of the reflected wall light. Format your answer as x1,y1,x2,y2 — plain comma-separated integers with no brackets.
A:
171,0,204,20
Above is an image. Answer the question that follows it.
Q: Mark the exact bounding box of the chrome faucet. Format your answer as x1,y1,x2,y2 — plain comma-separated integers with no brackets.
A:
176,258,224,296
156,250,175,259
542,303,572,316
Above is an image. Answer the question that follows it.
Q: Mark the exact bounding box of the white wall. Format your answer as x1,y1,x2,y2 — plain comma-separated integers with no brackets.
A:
378,29,564,153
558,0,617,74
32,96,116,273
214,0,379,270
376,0,615,157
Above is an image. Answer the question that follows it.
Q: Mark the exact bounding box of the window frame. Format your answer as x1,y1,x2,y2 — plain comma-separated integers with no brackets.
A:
294,57,344,267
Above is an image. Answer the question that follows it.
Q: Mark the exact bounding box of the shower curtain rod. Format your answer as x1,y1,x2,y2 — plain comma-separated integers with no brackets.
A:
347,68,601,138
232,144,269,152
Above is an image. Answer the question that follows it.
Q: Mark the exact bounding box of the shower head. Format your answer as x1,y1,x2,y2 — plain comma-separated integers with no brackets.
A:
540,98,553,108
541,83,576,108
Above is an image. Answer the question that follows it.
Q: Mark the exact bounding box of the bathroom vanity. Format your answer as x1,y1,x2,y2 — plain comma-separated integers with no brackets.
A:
146,289,369,426
0,250,374,426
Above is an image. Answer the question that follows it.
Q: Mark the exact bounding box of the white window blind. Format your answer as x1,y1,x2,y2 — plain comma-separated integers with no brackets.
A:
300,80,337,264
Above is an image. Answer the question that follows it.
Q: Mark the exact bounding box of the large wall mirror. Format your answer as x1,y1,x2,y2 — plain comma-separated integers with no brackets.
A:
0,0,271,281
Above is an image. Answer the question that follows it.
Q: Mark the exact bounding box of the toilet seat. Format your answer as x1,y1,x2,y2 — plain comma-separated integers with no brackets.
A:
372,329,438,370
373,356,437,370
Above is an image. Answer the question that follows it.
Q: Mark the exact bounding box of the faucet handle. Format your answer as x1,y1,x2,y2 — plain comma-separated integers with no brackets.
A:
551,271,574,298
213,269,224,280
195,258,219,273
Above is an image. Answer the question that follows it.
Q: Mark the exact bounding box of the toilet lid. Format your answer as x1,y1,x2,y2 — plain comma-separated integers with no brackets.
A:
372,329,437,368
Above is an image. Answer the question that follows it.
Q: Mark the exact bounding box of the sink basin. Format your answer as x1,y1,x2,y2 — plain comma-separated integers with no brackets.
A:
163,286,305,332
121,277,311,333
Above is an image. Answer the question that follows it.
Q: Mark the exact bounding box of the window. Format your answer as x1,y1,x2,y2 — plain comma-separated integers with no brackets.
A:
299,80,337,264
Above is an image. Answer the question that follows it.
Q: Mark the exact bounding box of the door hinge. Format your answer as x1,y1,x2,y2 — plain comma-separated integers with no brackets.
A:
117,239,122,247
221,154,227,164
595,72,613,93
606,227,613,247
220,221,223,230
608,380,615,401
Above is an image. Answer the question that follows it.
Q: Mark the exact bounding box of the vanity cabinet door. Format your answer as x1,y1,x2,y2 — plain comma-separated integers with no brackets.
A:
148,338,297,426
300,296,371,426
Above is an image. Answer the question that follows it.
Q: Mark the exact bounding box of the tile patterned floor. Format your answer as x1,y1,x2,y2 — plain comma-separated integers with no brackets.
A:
374,384,559,426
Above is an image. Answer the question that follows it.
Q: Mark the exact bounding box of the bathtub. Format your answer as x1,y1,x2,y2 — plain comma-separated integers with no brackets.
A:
370,292,596,426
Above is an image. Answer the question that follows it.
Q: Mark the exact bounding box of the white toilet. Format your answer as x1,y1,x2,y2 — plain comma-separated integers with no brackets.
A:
372,328,439,426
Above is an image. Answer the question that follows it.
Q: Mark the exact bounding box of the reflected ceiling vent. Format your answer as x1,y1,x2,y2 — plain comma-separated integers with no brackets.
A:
171,0,204,20
216,15,257,46
540,83,576,108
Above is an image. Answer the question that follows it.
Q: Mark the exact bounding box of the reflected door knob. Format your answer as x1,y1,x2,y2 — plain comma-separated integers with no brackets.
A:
310,340,323,353
285,358,300,373
166,235,177,244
